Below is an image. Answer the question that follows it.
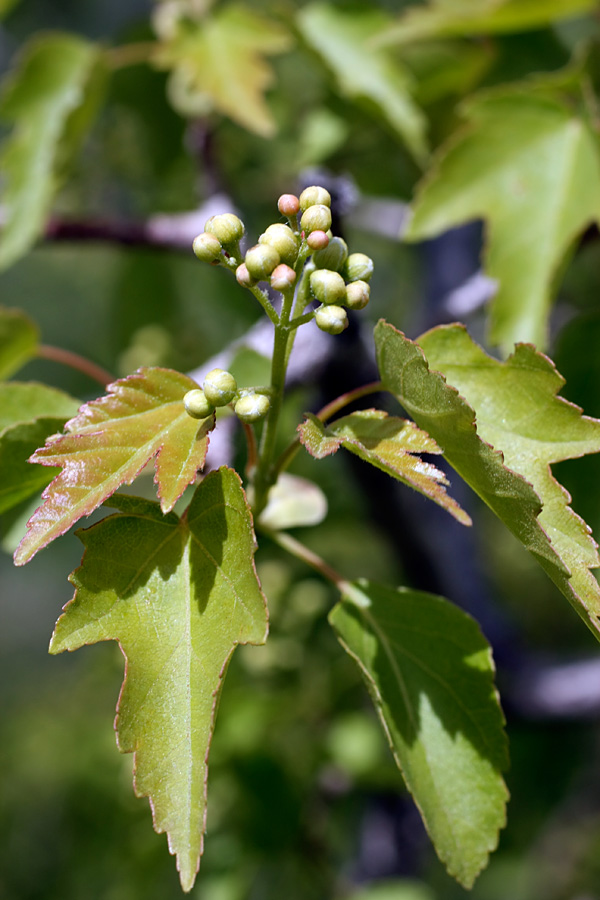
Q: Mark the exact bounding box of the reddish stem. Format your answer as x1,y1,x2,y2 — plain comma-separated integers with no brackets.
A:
37,344,114,388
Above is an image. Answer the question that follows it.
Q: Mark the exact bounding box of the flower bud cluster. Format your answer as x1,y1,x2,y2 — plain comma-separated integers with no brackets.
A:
192,213,245,264
183,368,271,425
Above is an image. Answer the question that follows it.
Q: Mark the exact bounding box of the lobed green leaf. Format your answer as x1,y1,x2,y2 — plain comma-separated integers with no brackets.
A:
50,468,268,892
298,409,471,525
330,580,508,888
14,367,213,565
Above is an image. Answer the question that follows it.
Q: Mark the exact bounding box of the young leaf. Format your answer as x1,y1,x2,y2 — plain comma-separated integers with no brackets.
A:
297,3,428,163
298,409,471,525
14,368,213,566
330,580,508,888
50,468,268,892
375,320,600,640
0,307,39,378
0,34,106,269
154,5,291,136
376,0,597,44
405,88,600,351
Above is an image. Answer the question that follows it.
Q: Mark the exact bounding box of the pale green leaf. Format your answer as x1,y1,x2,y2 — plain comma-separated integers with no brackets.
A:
376,0,597,44
0,381,79,430
298,409,471,525
297,3,428,163
0,307,39,379
50,468,268,892
14,368,214,565
257,473,328,530
405,88,600,351
154,5,291,135
330,580,508,888
0,34,106,269
375,320,600,640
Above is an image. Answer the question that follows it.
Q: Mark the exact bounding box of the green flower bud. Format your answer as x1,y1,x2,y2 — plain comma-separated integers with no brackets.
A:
244,244,280,281
300,204,332,235
183,388,214,419
270,264,297,292
192,232,222,263
278,193,300,217
236,263,255,287
306,230,329,251
299,185,331,212
344,252,374,283
315,304,348,335
203,368,238,407
313,236,348,272
235,392,271,423
345,280,370,311
310,269,347,305
259,223,299,266
204,213,245,246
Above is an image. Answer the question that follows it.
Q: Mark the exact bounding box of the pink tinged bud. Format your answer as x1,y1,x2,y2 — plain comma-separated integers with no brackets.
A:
278,193,300,217
306,230,329,251
270,264,297,291
236,263,255,287
345,280,370,311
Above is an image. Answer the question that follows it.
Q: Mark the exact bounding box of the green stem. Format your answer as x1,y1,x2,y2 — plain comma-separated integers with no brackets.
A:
263,528,353,595
105,42,158,70
37,344,114,388
248,284,279,325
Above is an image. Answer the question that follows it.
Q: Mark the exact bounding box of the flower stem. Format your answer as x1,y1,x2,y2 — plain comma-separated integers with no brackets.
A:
263,528,353,595
37,344,114,388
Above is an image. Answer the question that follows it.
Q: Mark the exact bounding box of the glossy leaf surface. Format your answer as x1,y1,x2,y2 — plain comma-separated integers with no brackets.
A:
405,89,600,351
0,307,39,378
375,321,600,639
330,580,508,888
298,3,428,163
298,409,470,525
50,469,268,892
0,34,105,269
14,368,213,565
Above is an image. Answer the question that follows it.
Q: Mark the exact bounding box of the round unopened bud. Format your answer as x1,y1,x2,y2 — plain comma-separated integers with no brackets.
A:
310,269,347,305
300,204,332,235
236,263,255,287
306,230,329,251
183,389,214,419
235,393,271,423
315,304,348,335
203,368,238,407
313,236,348,272
299,185,332,212
204,213,245,246
344,252,374,283
345,280,370,311
259,223,299,266
244,244,280,281
278,193,300,217
192,232,222,263
271,264,297,292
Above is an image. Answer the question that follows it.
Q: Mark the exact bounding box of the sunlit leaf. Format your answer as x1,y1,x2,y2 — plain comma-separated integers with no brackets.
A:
298,3,428,163
405,87,600,351
330,580,508,888
50,469,268,892
375,320,600,640
154,5,291,135
14,367,213,565
0,307,39,378
376,0,597,44
298,409,471,525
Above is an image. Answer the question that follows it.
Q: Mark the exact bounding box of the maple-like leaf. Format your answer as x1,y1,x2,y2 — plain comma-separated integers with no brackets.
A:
405,87,600,351
297,3,428,163
375,320,600,640
375,0,597,44
0,33,106,269
331,580,508,888
14,367,214,565
50,469,268,892
298,409,470,525
154,5,291,136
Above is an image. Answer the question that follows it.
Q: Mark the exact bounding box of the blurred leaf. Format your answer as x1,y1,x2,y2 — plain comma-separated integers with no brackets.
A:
0,0,20,19
298,3,428,163
50,470,268,892
0,381,78,429
351,881,435,900
330,581,508,888
154,4,291,135
405,87,600,351
14,368,214,565
0,307,39,378
295,107,349,169
403,40,494,105
376,0,597,44
298,409,471,525
257,473,327,530
375,321,600,641
0,34,107,269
